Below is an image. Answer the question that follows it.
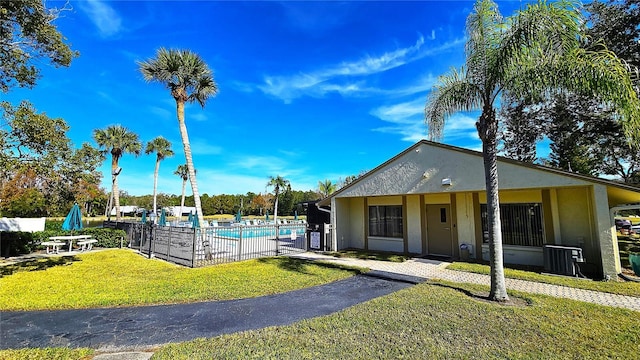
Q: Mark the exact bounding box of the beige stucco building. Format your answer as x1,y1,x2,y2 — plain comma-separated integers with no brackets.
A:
319,140,640,279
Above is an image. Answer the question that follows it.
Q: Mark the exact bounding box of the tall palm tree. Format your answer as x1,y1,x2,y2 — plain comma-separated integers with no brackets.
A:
174,164,194,221
318,179,336,198
425,0,640,302
138,48,218,229
93,125,142,222
145,136,174,220
266,175,290,224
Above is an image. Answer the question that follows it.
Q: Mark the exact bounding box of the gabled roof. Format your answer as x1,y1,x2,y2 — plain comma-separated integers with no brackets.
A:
319,139,640,206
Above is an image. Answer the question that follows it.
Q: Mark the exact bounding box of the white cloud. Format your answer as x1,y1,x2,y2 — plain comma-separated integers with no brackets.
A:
258,36,428,103
190,113,208,122
189,139,223,155
148,106,172,120
78,0,123,37
370,97,427,142
370,97,426,124
441,112,479,143
370,95,479,144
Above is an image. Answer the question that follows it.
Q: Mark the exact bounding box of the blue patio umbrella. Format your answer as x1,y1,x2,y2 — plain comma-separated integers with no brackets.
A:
265,210,269,222
192,211,200,228
159,208,167,226
62,203,83,233
294,210,298,221
140,209,147,223
188,212,194,223
235,209,242,222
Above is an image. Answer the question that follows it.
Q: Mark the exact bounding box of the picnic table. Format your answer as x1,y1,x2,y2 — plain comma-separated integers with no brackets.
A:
48,235,95,252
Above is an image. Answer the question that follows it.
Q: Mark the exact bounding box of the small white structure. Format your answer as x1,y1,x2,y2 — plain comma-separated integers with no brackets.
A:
165,206,196,217
109,206,139,216
0,217,46,232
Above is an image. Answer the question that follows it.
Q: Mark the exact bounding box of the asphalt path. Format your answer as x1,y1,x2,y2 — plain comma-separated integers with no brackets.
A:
0,274,414,351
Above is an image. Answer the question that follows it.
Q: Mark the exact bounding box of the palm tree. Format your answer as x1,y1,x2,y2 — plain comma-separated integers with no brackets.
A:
174,164,194,221
425,0,640,302
138,48,218,229
93,125,142,222
145,136,174,220
266,175,290,224
318,179,336,198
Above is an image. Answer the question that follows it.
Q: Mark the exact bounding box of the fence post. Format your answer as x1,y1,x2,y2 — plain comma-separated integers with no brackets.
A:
192,228,197,267
236,226,243,261
139,224,144,253
275,224,280,256
148,224,153,259
167,227,171,263
191,228,196,268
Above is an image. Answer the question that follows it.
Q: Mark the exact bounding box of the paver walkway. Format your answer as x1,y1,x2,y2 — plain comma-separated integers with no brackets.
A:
291,252,640,311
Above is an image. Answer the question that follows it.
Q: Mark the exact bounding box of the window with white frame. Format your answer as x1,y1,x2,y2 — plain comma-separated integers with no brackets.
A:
368,205,403,238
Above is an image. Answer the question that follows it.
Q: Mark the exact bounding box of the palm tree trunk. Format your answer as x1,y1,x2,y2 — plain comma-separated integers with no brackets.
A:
112,157,121,222
273,191,279,224
180,178,186,222
478,107,509,302
153,157,160,222
176,99,210,258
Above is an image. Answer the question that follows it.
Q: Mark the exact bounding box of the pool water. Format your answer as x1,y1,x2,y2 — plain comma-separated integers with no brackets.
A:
212,226,305,239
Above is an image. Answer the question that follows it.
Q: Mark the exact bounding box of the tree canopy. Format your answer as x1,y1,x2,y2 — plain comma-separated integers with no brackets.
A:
500,0,640,182
0,101,104,216
425,0,640,301
0,0,78,92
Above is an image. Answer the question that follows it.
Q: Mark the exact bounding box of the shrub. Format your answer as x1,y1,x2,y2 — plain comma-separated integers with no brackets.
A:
0,232,35,257
44,220,64,231
80,228,127,248
31,228,128,249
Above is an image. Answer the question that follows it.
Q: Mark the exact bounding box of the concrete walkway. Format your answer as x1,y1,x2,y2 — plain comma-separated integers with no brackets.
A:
291,252,640,312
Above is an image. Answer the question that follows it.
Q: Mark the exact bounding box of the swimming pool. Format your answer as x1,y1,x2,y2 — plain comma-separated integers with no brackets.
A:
210,225,305,239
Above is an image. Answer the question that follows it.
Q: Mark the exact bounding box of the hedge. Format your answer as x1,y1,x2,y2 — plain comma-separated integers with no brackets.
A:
1,227,127,257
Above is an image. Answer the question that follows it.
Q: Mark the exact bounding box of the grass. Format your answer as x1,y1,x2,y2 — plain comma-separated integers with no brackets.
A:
447,262,640,297
152,280,640,359
0,348,93,360
322,249,410,262
0,249,363,311
4,282,639,360
3,253,639,359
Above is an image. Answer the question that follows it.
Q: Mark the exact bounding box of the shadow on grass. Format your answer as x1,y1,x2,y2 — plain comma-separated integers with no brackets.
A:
257,256,366,275
0,256,81,278
430,281,533,307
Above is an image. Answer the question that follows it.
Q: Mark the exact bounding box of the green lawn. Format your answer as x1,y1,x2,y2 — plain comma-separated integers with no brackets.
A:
2,253,639,360
4,282,638,360
152,280,640,359
0,249,363,311
447,262,640,297
0,348,93,360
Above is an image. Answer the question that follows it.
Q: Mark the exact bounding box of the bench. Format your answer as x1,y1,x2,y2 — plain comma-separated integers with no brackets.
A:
77,239,98,251
41,241,65,254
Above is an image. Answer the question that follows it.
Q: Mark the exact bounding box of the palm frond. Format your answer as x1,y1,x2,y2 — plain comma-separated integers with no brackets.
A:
138,48,219,107
145,136,174,160
425,67,482,141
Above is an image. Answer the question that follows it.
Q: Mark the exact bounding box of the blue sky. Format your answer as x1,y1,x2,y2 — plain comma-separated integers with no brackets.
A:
7,0,529,196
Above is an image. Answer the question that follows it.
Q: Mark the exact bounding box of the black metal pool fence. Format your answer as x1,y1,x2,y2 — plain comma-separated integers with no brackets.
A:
103,221,311,267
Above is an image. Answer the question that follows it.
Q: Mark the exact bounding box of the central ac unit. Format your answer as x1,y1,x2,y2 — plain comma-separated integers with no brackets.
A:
543,245,585,277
